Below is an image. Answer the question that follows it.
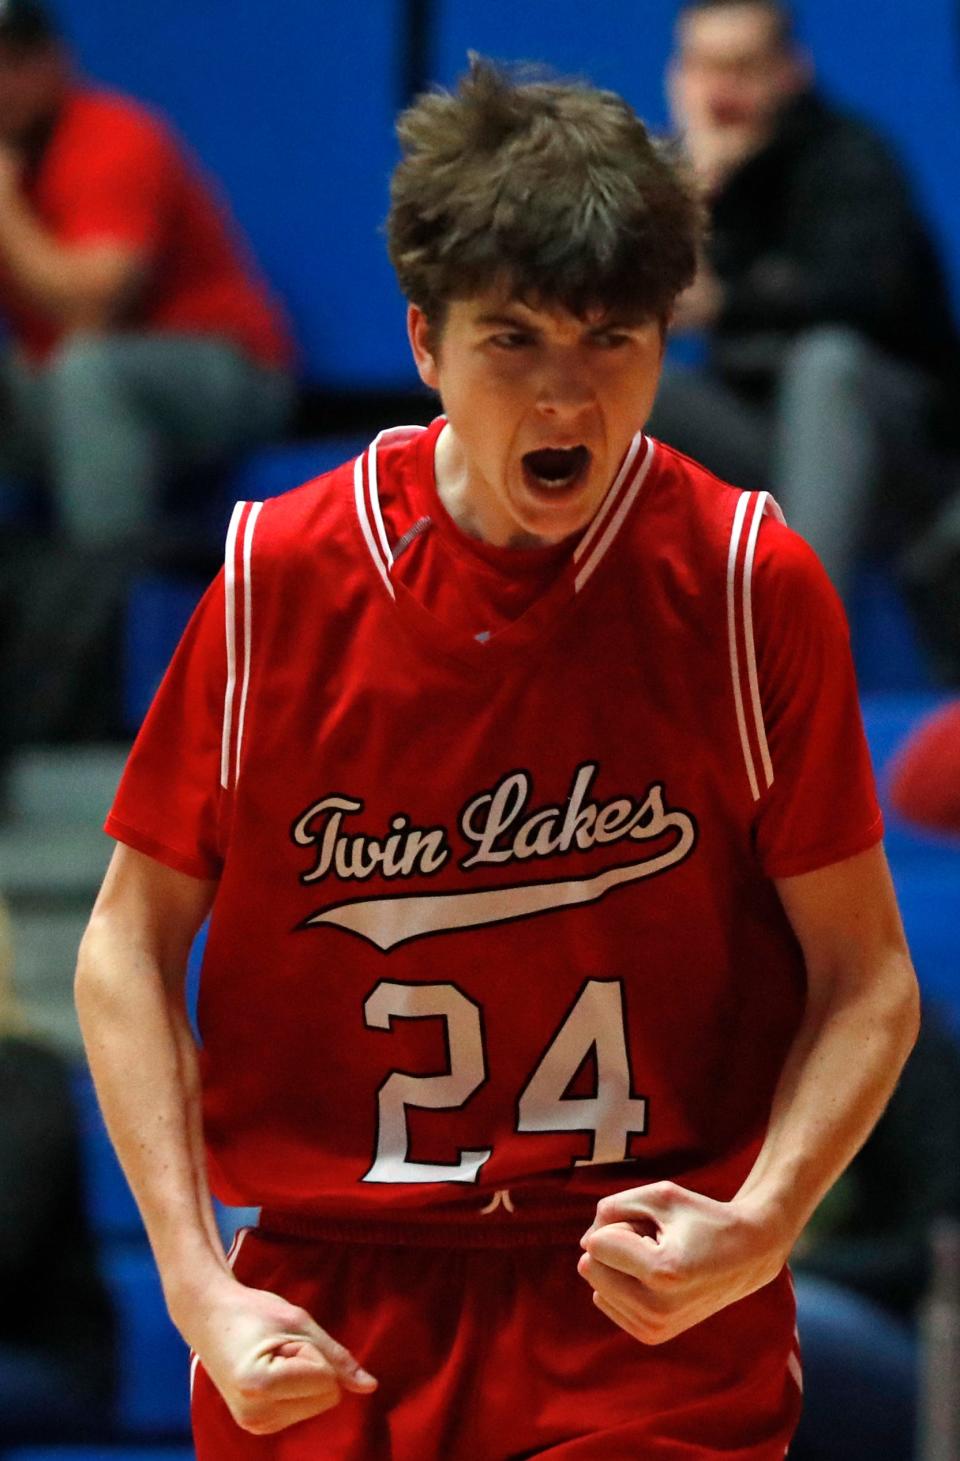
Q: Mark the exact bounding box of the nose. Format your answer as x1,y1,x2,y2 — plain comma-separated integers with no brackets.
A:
535,356,595,420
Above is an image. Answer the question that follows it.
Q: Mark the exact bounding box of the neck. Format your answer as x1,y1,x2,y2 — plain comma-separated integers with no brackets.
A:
434,425,560,551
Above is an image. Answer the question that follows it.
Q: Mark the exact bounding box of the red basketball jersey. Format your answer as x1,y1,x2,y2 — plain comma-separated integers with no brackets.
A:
107,419,882,1230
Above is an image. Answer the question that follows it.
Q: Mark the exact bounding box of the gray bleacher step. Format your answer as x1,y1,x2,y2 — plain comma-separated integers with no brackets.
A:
0,822,111,900
7,743,128,825
12,905,91,996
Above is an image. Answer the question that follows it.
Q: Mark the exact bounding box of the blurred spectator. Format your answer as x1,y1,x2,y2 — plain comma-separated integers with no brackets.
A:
0,0,295,549
0,0,297,755
790,1005,960,1461
648,0,960,601
0,895,116,1445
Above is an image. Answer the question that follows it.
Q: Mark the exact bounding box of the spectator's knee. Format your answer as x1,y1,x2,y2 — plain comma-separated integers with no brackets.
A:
781,326,871,392
48,333,127,402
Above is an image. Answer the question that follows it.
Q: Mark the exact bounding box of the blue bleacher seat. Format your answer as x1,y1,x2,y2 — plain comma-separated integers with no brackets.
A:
101,1250,192,1438
849,564,936,694
123,573,206,737
72,1070,192,1441
72,1071,144,1242
124,437,372,732
225,436,372,505
4,1450,194,1460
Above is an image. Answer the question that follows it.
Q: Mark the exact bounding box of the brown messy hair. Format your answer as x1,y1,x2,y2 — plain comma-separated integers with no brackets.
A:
388,55,703,331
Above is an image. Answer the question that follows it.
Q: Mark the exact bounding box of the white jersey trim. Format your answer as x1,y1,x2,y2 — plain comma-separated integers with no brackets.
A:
574,432,645,564
727,489,779,802
235,502,263,786
221,502,263,791
574,435,655,594
220,501,244,790
368,429,399,569
358,424,651,602
743,492,774,792
356,425,428,598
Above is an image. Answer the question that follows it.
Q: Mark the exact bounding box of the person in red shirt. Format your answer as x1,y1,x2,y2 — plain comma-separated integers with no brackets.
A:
76,56,919,1459
0,0,294,547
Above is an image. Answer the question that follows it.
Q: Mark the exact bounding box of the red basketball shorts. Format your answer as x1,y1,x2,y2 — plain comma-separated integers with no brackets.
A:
191,1215,802,1459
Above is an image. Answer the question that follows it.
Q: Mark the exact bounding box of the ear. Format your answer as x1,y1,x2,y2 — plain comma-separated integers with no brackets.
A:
407,305,440,390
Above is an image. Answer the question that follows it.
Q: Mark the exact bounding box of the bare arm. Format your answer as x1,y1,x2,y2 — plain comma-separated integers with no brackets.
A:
580,843,920,1343
738,842,919,1229
76,843,376,1433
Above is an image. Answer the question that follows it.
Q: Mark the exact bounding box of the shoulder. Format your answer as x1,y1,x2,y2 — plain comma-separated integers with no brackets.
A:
65,87,169,142
234,450,367,573
752,513,846,634
646,437,758,549
787,91,907,181
648,437,740,511
646,437,843,632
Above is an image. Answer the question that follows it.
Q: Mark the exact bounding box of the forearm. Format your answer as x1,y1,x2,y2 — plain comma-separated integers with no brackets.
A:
736,949,919,1246
75,913,229,1324
0,192,142,328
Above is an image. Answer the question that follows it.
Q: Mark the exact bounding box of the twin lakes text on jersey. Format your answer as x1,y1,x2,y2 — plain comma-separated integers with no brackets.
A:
289,764,699,951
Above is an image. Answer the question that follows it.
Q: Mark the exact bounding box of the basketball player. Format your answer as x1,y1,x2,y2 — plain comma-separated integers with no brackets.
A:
76,58,919,1459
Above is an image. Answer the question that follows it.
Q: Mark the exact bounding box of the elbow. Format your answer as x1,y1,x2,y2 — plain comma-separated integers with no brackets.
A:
74,912,127,1028
74,916,107,1015
888,951,921,1062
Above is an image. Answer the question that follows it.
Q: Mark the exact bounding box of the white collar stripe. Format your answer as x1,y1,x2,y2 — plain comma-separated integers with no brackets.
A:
573,432,644,564
727,491,761,802
355,453,395,599
574,435,656,594
368,430,396,569
357,426,430,596
743,491,774,792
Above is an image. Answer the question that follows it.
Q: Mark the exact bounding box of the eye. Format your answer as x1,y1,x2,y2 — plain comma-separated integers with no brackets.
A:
590,330,632,350
490,331,534,351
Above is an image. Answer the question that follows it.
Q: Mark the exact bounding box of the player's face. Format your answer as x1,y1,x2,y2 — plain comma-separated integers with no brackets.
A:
408,291,666,547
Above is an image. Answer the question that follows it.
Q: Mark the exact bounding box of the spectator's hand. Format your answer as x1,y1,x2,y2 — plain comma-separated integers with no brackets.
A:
671,263,724,332
579,1183,789,1344
183,1274,378,1435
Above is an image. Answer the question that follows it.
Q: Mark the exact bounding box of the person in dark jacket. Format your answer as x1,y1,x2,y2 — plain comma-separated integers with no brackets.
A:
0,897,116,1444
649,0,959,600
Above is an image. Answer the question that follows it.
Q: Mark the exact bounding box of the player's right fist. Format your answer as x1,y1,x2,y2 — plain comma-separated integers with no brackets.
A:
185,1279,378,1435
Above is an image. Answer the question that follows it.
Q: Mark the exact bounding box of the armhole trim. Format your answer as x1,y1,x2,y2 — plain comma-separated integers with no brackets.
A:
728,490,777,801
221,500,264,791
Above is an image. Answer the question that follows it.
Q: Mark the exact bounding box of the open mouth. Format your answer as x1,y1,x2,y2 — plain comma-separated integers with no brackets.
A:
522,445,591,495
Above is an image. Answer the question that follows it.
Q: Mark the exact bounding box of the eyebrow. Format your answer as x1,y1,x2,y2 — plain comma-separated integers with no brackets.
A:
473,312,534,328
472,311,640,332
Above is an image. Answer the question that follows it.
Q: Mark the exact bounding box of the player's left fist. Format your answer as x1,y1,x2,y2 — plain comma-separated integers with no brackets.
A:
576,1182,790,1345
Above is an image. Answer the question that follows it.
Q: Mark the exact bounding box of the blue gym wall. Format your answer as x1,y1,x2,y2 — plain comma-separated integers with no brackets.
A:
47,0,960,388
